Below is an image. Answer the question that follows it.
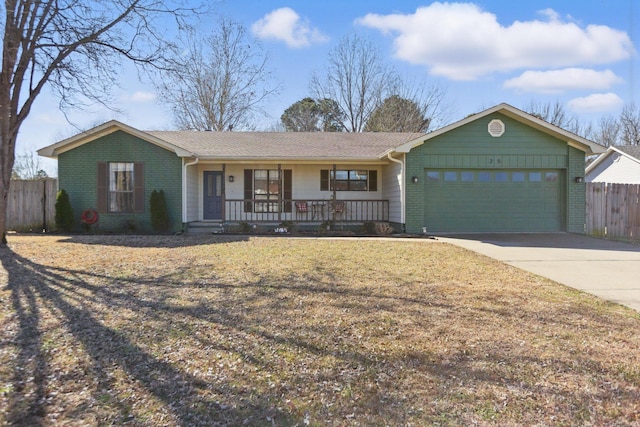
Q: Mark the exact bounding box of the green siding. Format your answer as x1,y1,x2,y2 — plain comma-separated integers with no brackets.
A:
566,146,586,233
405,112,584,233
58,130,183,233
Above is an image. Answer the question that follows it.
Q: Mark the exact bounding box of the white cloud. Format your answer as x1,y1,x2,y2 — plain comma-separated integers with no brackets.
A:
252,7,328,48
568,93,624,113
128,91,156,103
356,3,633,80
504,68,623,93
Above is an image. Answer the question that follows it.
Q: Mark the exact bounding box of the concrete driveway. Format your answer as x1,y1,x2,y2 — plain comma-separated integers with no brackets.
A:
438,233,640,312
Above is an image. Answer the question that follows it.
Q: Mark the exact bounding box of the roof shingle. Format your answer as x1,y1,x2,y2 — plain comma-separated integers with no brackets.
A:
145,131,425,159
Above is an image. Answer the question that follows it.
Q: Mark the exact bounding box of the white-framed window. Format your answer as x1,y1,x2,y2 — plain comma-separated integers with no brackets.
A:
320,169,378,191
97,162,144,214
109,162,134,212
254,169,280,212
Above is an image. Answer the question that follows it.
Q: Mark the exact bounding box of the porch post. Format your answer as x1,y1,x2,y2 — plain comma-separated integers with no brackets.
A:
222,163,226,222
332,164,337,223
278,163,282,222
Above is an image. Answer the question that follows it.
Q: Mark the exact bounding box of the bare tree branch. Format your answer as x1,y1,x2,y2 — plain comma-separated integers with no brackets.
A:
620,103,640,145
310,33,392,132
592,115,621,148
158,19,281,131
0,0,206,243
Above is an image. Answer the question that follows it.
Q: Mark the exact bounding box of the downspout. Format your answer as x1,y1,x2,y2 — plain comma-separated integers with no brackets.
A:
387,152,405,227
182,155,199,225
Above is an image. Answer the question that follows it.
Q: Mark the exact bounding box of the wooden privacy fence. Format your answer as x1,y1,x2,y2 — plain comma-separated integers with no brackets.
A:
586,183,640,241
7,178,57,232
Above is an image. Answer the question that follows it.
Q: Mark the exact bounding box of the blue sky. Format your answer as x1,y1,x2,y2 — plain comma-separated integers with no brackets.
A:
27,0,637,174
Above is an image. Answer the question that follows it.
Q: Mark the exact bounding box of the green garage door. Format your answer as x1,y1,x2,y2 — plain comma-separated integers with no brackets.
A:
424,169,565,232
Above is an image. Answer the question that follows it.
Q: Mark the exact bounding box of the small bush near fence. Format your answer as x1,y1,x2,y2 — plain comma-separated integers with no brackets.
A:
586,183,640,241
55,189,74,232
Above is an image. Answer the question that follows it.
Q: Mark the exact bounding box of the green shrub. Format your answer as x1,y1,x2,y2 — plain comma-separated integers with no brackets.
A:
363,222,376,235
54,189,74,232
122,218,138,233
238,221,252,233
150,190,169,232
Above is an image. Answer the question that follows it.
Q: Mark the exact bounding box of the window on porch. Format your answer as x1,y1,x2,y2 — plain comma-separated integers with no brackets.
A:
320,169,378,191
243,169,292,213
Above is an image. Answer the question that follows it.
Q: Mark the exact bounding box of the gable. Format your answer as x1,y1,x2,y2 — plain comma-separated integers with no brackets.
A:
38,120,192,158
394,103,604,155
407,112,569,168
425,113,567,152
59,130,181,163
586,150,640,184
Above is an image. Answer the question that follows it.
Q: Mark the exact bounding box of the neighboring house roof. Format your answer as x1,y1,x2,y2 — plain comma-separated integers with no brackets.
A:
394,103,605,155
616,145,640,160
585,145,640,176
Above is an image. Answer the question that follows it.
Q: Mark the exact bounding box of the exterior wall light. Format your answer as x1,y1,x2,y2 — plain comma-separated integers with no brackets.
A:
228,175,234,183
412,176,419,183
575,177,584,183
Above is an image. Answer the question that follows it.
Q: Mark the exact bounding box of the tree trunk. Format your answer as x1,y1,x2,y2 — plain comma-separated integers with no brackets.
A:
0,97,18,243
0,183,7,244
0,123,18,245
0,138,16,244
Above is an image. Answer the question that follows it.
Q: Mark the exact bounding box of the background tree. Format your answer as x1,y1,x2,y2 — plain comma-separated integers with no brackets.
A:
591,115,621,147
11,150,48,179
281,97,343,132
281,98,321,132
619,104,640,145
0,0,203,244
310,33,392,132
310,34,448,133
365,95,430,132
523,100,591,137
159,19,280,131
316,98,344,132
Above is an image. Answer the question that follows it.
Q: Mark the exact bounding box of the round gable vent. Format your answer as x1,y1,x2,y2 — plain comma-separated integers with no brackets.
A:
488,119,505,137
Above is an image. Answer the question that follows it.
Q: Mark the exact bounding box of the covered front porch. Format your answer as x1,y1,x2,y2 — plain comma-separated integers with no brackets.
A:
186,198,390,233
184,160,403,233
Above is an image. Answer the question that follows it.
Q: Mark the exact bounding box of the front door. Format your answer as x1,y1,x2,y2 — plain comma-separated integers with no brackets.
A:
203,171,223,220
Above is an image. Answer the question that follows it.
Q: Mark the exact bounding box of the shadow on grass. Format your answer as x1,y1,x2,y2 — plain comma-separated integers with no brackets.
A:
54,233,251,248
0,246,295,426
2,239,639,425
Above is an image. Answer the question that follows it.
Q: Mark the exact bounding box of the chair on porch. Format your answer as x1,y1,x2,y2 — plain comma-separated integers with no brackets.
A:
295,201,308,220
331,201,345,221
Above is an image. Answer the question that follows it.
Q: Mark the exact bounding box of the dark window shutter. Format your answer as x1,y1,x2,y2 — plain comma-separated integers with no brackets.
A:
244,169,253,212
97,162,108,213
283,169,292,212
320,170,329,191
134,162,145,213
369,170,378,192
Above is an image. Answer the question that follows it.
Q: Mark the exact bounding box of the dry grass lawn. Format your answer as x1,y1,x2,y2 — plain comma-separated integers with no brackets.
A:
1,234,639,426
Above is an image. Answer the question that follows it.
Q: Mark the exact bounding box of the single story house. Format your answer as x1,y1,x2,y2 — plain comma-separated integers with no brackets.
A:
585,145,640,184
38,103,604,234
